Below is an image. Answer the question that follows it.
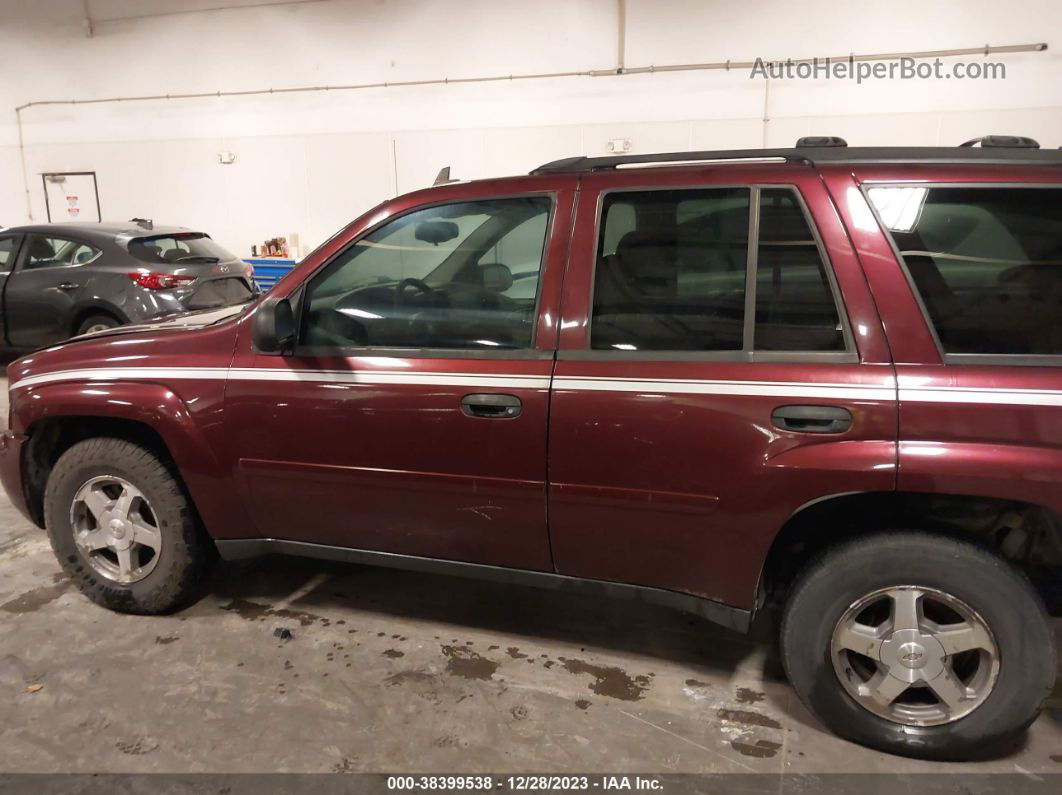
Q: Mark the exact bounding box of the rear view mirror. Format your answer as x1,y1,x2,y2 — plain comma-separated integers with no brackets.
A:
415,221,459,246
252,297,295,353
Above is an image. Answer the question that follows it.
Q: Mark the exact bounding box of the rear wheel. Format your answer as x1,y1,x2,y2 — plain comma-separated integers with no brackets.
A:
44,438,214,614
76,314,120,336
780,532,1055,760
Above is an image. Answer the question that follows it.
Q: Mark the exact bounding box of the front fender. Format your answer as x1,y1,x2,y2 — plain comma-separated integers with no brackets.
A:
10,378,251,539
14,380,218,473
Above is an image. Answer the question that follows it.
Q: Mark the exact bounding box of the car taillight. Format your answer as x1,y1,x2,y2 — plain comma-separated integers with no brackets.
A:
127,272,197,290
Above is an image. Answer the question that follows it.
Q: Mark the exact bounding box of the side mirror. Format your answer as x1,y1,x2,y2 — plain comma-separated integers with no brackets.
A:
252,297,295,353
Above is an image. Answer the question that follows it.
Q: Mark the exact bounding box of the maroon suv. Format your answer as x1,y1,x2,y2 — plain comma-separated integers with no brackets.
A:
2,137,1059,760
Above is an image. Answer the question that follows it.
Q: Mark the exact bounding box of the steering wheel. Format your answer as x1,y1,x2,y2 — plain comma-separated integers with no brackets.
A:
396,278,436,303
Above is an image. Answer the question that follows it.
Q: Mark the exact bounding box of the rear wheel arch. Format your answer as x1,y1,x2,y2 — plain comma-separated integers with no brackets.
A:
760,491,1062,613
67,302,127,337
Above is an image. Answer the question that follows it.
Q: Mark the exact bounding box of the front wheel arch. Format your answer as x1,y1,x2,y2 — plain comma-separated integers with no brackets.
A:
22,415,202,531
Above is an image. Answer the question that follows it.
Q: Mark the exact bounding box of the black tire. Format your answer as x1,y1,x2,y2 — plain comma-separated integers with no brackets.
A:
44,438,214,614
76,314,120,336
780,532,1056,760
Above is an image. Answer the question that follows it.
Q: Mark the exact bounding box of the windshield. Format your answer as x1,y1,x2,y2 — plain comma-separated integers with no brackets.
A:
127,233,238,265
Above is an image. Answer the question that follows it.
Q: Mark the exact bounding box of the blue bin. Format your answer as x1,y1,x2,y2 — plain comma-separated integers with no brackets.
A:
245,259,297,292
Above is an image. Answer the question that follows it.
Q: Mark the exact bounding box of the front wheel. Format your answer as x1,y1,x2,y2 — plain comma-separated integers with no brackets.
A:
780,532,1056,760
44,438,214,614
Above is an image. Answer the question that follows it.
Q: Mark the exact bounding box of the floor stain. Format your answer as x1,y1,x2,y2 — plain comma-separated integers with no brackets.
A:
441,644,498,681
115,739,159,756
383,669,443,705
0,580,72,614
731,738,782,758
1050,754,1062,764
382,649,405,659
506,647,528,660
575,699,591,710
718,709,783,730
510,705,529,721
154,635,179,645
558,657,650,701
685,678,711,688
384,670,435,687
735,687,766,705
433,735,466,748
219,597,322,627
331,757,358,773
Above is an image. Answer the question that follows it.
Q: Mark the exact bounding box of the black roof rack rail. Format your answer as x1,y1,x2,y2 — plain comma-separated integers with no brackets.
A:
530,145,1062,174
959,135,1040,148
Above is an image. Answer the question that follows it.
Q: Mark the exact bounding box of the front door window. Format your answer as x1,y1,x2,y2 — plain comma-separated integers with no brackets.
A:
302,197,551,350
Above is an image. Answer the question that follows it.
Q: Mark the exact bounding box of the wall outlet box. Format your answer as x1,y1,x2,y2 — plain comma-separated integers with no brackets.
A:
217,151,236,165
607,138,631,154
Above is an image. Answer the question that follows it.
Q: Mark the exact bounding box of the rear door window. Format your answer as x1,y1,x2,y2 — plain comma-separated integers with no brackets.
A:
590,187,846,353
22,235,100,269
592,188,750,351
755,189,845,351
0,236,17,269
868,186,1062,356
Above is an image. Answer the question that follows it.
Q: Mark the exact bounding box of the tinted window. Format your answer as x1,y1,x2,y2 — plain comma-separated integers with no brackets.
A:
23,235,100,269
590,187,845,352
869,186,1062,355
0,236,15,268
591,188,750,351
302,197,551,349
128,233,237,264
755,189,844,351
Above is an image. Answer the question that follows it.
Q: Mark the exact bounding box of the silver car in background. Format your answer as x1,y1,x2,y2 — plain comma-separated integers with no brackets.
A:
0,220,257,350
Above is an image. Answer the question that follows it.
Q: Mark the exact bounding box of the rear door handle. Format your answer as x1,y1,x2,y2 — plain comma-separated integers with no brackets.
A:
461,393,522,419
772,405,852,434
56,282,79,291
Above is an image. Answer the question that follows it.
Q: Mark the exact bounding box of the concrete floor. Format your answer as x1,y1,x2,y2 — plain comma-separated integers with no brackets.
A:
0,376,1059,775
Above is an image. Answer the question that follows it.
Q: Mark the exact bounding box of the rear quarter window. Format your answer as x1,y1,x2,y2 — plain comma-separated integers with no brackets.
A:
868,186,1062,357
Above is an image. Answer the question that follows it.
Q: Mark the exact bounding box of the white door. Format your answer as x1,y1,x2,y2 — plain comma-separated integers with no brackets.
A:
43,173,101,222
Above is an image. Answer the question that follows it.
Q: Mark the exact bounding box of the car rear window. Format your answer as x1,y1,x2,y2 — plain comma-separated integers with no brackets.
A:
127,233,237,265
868,186,1062,357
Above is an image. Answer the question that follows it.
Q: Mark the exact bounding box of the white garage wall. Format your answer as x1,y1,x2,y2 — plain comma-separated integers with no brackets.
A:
1,0,1060,255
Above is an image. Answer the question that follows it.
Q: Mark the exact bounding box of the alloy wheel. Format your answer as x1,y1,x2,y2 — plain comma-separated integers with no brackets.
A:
70,475,163,584
831,585,999,726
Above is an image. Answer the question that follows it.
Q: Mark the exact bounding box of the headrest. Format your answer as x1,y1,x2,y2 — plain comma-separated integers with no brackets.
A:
29,237,56,260
480,263,513,292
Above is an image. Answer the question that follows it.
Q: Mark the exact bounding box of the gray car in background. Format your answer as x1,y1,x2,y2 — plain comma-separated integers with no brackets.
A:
0,220,257,350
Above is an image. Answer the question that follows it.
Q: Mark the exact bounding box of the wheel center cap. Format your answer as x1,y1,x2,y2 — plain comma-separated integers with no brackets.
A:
878,628,946,682
108,518,127,539
897,641,927,669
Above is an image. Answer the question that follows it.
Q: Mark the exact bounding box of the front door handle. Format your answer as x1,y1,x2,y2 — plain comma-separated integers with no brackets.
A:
56,282,80,291
461,393,522,419
772,405,852,434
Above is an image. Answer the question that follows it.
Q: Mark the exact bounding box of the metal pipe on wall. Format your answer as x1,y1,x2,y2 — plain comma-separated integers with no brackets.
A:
12,41,1048,220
